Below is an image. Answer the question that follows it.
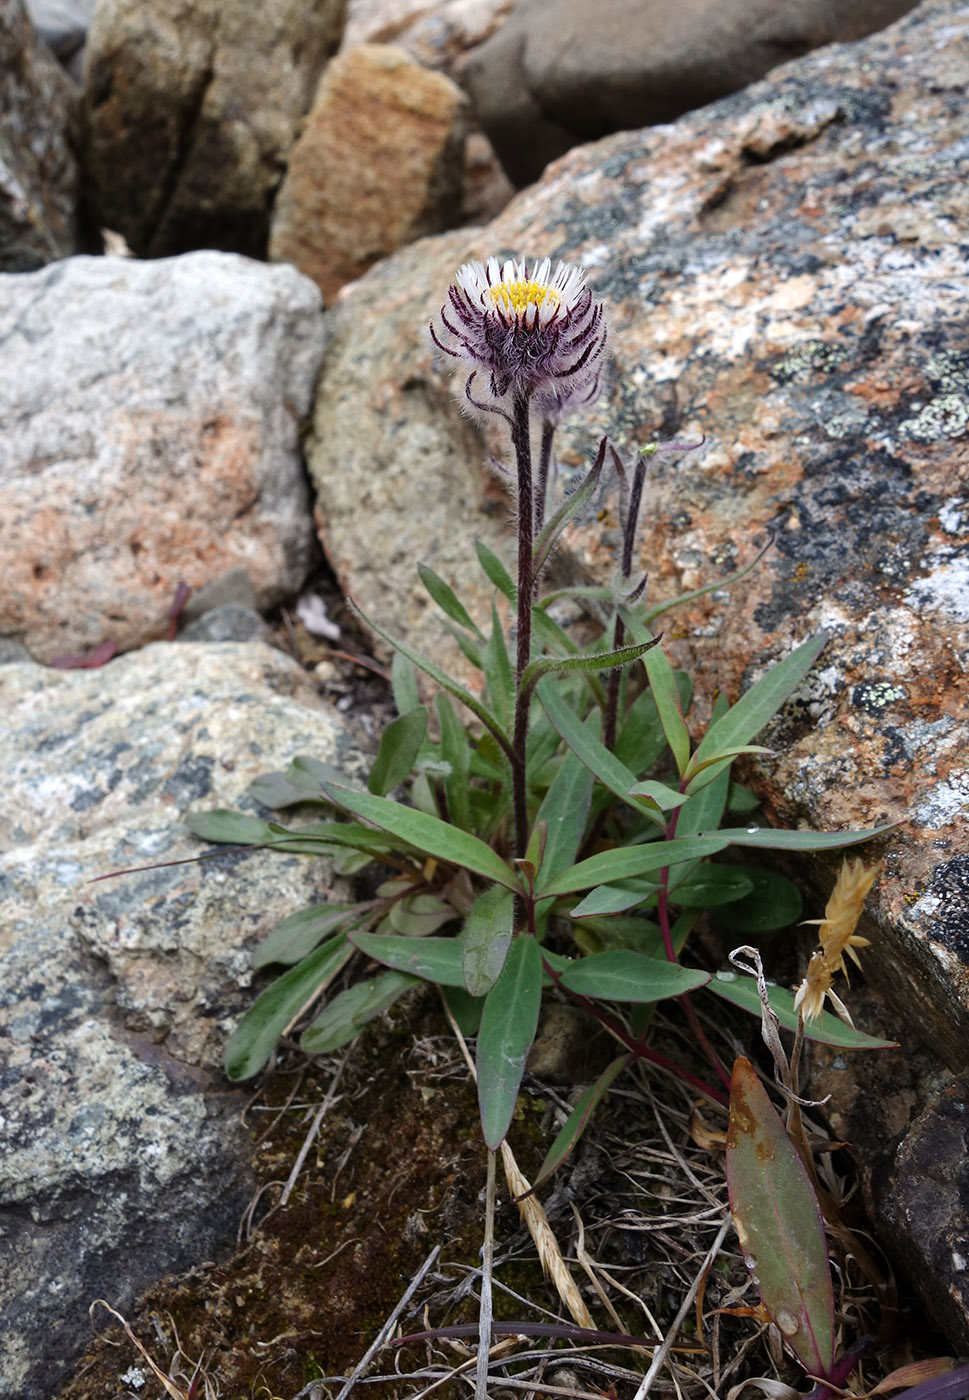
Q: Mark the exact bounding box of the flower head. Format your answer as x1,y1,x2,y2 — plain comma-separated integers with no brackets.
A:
431,255,607,410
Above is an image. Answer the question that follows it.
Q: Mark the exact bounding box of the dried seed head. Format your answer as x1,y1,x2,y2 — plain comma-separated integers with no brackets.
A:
795,857,880,1024
431,255,608,410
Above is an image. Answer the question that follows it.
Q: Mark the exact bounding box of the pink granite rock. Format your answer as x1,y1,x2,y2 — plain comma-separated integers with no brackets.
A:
269,44,468,303
0,252,326,661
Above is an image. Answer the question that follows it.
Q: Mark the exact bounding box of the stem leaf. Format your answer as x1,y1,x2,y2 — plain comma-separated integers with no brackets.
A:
477,934,543,1148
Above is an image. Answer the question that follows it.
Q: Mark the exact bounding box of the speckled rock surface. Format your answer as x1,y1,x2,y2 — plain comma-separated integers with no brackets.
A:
1,0,81,268
0,251,325,662
80,0,346,257
307,0,969,1070
269,44,468,303
0,640,361,1400
465,0,920,186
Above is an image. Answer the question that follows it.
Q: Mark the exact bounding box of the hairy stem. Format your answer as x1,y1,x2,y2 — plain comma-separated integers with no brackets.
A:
511,391,534,861
535,419,555,534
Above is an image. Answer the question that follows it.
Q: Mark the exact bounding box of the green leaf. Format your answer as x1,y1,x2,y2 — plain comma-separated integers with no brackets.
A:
522,637,659,698
534,1054,632,1188
475,540,516,602
684,746,773,795
644,534,774,627
247,754,350,810
558,949,710,1001
532,438,606,580
536,834,731,898
727,781,762,813
484,596,514,731
642,637,691,777
537,679,666,830
714,867,803,932
614,687,668,776
350,598,514,764
667,864,754,908
391,651,421,714
300,969,418,1054
225,936,353,1079
417,562,484,637
253,902,362,968
367,705,428,796
477,934,543,1148
569,882,659,917
441,985,484,1038
387,892,456,937
187,810,280,845
436,693,471,832
722,822,899,852
726,1056,835,1379
320,783,524,892
351,930,465,985
461,884,515,996
627,779,689,811
707,972,897,1049
692,635,827,769
534,744,595,891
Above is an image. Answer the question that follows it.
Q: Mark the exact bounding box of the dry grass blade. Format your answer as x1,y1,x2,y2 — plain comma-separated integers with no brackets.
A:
89,1300,195,1400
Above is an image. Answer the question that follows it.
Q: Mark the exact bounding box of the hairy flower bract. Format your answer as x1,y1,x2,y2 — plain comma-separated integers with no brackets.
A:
431,255,607,409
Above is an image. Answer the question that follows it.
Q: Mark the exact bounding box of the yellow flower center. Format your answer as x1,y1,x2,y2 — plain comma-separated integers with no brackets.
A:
488,278,560,315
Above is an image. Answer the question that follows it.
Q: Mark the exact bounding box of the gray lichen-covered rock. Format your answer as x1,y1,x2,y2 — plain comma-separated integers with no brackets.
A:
0,640,360,1400
80,0,347,257
1,0,82,267
308,0,969,1066
0,251,325,662
465,0,920,185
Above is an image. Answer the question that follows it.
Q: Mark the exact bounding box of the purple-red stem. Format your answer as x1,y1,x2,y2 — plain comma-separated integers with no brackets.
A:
511,391,534,863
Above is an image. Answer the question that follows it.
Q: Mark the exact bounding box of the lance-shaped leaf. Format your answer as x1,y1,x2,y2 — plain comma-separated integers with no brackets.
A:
534,1054,632,1189
461,884,515,995
721,822,899,852
642,633,691,777
533,742,595,892
436,693,471,832
476,539,516,601
537,677,666,829
301,969,418,1055
367,705,428,795
532,436,606,579
417,562,484,638
692,634,827,770
254,901,365,968
248,753,351,809
187,810,283,845
477,933,543,1148
350,598,514,765
484,595,514,730
351,930,465,985
708,972,896,1049
558,949,710,1001
536,834,731,898
569,881,660,917
225,936,353,1079
321,783,524,893
726,1056,836,1380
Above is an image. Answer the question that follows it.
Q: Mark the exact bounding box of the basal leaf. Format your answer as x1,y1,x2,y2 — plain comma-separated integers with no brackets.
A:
187,810,279,845
477,934,543,1148
461,884,515,996
300,969,418,1054
367,705,428,796
726,1056,835,1379
708,972,897,1049
536,834,731,898
667,864,754,908
391,651,421,714
569,882,660,917
534,1054,632,1188
558,949,709,1002
253,902,363,968
641,636,691,777
715,867,803,932
351,930,465,985
721,822,899,852
436,693,471,831
224,936,353,1079
533,740,596,892
484,596,514,731
320,783,524,892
